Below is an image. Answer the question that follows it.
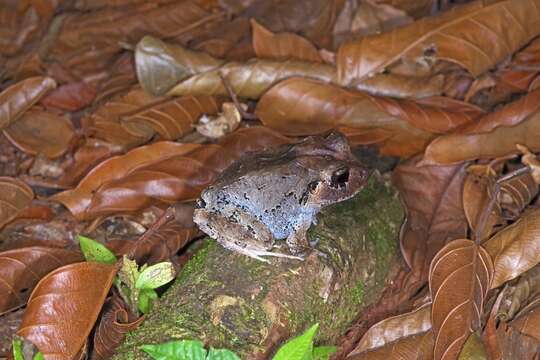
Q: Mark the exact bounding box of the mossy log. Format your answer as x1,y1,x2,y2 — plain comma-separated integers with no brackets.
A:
114,176,404,359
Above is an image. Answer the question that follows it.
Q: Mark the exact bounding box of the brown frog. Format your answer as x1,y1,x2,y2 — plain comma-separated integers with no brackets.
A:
193,131,370,262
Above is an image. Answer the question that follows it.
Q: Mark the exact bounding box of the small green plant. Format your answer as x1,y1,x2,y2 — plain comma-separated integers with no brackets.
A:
272,324,336,360
141,340,240,360
78,235,175,315
12,338,44,360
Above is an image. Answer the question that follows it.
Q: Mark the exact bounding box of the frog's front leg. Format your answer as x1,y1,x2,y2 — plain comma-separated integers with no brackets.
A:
286,221,312,256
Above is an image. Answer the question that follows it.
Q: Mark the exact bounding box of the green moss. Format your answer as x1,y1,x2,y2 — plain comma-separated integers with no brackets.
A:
351,282,365,305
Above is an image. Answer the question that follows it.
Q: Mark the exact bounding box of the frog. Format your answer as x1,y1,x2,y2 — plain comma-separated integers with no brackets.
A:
193,131,370,262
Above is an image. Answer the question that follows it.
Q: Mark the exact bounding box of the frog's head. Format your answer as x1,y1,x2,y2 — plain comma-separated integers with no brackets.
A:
297,131,371,207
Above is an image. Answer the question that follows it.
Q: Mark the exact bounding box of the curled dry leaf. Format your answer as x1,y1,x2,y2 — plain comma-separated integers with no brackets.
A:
167,59,337,100
498,265,540,321
91,295,145,360
0,76,56,130
429,239,493,360
352,303,432,354
0,177,33,229
337,0,540,85
53,127,292,220
3,108,75,159
120,95,225,140
135,35,224,96
251,18,323,63
0,246,83,314
496,36,540,92
353,73,445,99
347,331,434,360
392,157,467,271
17,262,117,359
196,102,242,139
519,144,540,184
484,207,540,289
423,88,540,165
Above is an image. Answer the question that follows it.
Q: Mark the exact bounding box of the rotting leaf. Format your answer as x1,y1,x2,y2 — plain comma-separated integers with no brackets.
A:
251,18,323,63
0,177,33,229
39,81,96,111
510,302,540,342
0,76,56,130
256,77,481,157
429,239,493,360
497,265,540,321
0,246,83,314
484,207,540,289
16,262,117,359
337,0,540,84
3,108,75,159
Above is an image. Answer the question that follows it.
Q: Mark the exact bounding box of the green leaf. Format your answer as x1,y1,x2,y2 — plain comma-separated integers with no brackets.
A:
312,346,336,360
272,324,319,360
78,235,117,264
138,288,158,314
136,261,176,290
141,340,207,360
207,348,241,360
12,339,23,360
33,352,45,360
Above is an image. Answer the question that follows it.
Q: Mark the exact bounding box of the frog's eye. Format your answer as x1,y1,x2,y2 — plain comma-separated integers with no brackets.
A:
331,167,350,188
195,198,206,208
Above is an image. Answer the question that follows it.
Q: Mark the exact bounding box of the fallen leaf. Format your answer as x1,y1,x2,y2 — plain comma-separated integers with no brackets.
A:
347,331,434,359
251,18,323,63
17,262,117,359
337,0,540,85
353,73,445,99
0,76,56,130
429,239,493,360
422,88,540,165
0,246,82,314
497,265,540,321
353,303,432,354
3,108,75,159
393,157,467,271
256,77,480,156
121,95,225,140
484,207,540,289
510,302,540,342
0,177,33,229
39,81,96,111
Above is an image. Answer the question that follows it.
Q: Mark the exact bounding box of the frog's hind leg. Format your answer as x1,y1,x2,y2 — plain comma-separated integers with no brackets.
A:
221,241,304,263
286,222,312,256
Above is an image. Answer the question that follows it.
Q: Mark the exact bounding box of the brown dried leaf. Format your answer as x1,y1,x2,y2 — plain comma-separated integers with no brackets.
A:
121,95,225,140
337,0,540,85
256,77,481,157
0,177,33,229
353,303,432,354
393,157,467,271
251,18,323,63
135,35,224,96
39,81,97,111
3,108,75,159
422,88,540,165
510,303,540,342
347,331,434,360
52,141,202,219
17,262,117,359
498,265,540,321
354,73,445,99
429,239,494,360
54,127,292,220
484,207,540,289
0,246,82,314
91,295,145,360
496,36,540,92
0,76,56,130
167,59,337,100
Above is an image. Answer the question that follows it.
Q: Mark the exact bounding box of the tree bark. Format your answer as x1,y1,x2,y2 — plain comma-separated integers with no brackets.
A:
113,176,404,359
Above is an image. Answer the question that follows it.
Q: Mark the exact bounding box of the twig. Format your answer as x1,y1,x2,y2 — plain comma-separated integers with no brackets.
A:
127,206,176,260
218,71,258,120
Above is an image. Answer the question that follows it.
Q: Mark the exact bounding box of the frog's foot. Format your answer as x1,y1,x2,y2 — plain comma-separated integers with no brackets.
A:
220,241,303,263
286,223,312,256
